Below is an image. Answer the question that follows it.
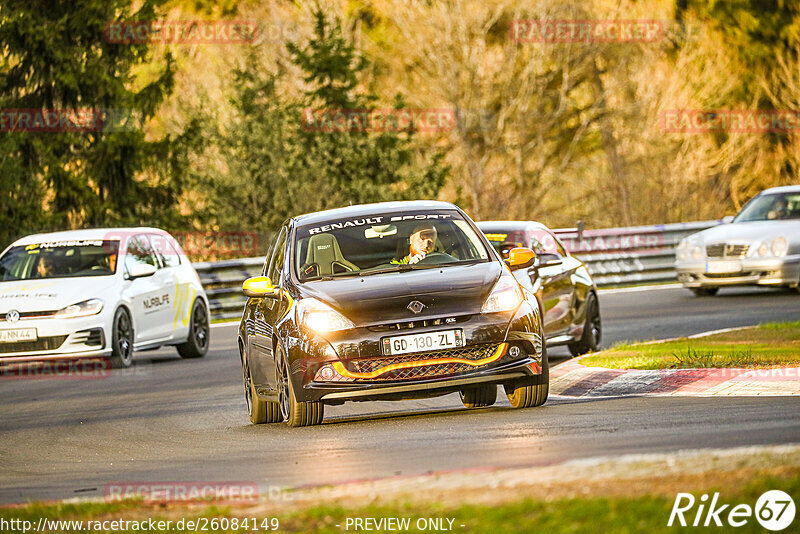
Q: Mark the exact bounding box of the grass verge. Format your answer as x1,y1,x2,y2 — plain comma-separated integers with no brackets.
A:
580,321,800,370
1,469,796,533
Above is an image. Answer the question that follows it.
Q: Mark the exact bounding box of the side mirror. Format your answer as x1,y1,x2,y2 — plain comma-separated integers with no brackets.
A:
127,263,157,279
243,276,278,299
722,215,735,224
505,247,537,271
537,253,563,268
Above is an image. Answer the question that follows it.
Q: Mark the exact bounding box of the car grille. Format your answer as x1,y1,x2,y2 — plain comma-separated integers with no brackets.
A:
0,310,57,321
0,336,68,355
367,316,469,332
342,344,508,381
705,243,749,258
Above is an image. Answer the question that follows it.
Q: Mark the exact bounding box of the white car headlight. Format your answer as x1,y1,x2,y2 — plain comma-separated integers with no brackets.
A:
481,274,523,314
758,242,770,256
691,246,703,260
772,236,788,257
296,298,354,333
676,239,689,261
55,299,104,318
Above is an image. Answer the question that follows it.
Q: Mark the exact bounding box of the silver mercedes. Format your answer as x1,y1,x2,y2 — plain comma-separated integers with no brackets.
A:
675,185,800,296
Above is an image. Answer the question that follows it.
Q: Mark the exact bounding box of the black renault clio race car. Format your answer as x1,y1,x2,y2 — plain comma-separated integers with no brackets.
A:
238,201,547,426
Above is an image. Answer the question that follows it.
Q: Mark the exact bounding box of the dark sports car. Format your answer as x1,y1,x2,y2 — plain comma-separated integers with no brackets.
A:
238,201,547,426
477,221,600,356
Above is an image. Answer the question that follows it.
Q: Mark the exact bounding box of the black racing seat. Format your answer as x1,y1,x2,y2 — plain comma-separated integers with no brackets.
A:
303,234,359,276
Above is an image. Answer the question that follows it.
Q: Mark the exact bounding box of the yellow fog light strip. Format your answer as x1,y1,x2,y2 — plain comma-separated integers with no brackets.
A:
332,343,509,380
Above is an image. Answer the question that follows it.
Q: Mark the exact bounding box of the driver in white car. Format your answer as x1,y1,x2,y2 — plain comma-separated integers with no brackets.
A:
392,223,438,265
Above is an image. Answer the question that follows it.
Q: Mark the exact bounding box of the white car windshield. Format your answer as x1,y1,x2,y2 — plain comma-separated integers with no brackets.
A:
735,192,800,222
0,240,120,281
294,210,490,281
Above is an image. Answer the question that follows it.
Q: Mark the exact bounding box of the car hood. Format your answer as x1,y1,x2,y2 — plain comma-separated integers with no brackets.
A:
298,262,503,326
692,220,800,244
0,277,117,313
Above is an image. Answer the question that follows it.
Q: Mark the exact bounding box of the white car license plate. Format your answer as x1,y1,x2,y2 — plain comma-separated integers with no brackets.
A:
705,260,742,274
382,329,464,356
0,328,37,343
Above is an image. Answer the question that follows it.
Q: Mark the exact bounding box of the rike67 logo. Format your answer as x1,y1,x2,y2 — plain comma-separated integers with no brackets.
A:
669,490,795,530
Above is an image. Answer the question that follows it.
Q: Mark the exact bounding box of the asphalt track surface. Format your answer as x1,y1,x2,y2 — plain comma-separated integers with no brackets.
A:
1,285,799,504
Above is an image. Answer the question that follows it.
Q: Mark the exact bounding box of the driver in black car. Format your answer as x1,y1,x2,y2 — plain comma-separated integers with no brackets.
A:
392,223,438,265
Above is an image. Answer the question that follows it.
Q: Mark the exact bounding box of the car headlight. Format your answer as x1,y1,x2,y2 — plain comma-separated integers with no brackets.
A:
676,239,689,261
296,298,354,333
691,246,703,260
772,236,788,257
54,299,104,318
481,274,523,314
758,242,770,256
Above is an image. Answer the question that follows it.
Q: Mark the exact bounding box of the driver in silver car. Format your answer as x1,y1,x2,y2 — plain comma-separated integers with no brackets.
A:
392,223,438,265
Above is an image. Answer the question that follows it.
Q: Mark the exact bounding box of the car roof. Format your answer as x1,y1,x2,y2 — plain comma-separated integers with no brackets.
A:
760,185,800,195
292,201,461,226
476,220,550,232
11,227,169,246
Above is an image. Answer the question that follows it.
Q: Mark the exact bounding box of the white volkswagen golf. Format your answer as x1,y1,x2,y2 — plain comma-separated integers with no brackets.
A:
0,228,210,368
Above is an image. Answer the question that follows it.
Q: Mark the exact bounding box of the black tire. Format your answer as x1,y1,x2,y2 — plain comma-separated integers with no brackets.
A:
276,344,323,427
691,287,719,297
460,384,497,408
177,299,210,359
110,308,134,369
568,292,601,356
504,344,549,408
243,355,280,424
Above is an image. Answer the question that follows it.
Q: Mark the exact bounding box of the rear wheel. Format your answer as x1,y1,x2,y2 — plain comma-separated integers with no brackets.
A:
505,344,549,408
568,293,601,356
276,345,323,427
110,308,134,369
243,356,280,424
460,384,497,408
690,287,719,297
177,299,209,359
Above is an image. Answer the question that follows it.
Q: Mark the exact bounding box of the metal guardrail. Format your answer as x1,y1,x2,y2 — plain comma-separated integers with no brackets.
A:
196,220,722,320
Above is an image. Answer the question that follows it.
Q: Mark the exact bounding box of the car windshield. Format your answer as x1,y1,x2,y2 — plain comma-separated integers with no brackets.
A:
0,240,120,281
294,210,490,281
483,228,564,259
735,192,800,222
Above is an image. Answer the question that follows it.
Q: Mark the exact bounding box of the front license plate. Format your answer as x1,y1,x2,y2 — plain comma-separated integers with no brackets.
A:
382,329,463,356
706,260,742,274
0,328,37,343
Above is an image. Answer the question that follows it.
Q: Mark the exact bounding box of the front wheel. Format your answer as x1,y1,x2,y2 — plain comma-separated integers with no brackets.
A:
691,287,719,297
276,345,324,427
460,384,497,408
568,292,601,356
504,344,549,408
177,299,210,359
110,308,134,368
243,356,280,424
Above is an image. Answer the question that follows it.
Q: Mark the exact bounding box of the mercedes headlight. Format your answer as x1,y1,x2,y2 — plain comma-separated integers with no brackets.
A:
296,298,354,333
481,274,524,314
772,236,788,256
55,299,104,318
758,242,770,256
691,246,703,260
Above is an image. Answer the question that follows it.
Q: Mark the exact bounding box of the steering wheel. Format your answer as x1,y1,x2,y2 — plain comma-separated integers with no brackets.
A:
416,252,458,265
